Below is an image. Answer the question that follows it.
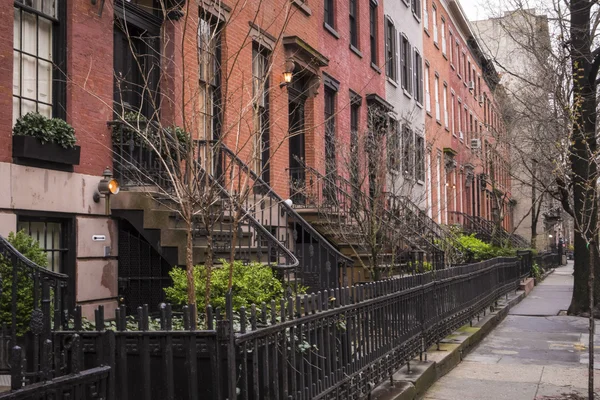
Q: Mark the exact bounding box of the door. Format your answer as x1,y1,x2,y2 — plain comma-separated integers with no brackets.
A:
288,87,306,205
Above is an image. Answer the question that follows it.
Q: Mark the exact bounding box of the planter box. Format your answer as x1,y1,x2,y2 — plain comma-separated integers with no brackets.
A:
12,135,80,166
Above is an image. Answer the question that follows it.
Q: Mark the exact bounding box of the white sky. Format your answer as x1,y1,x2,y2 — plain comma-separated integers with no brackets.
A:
457,0,505,21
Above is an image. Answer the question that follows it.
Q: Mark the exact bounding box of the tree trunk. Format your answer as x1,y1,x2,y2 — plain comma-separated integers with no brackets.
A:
185,213,197,325
567,0,600,316
588,242,595,400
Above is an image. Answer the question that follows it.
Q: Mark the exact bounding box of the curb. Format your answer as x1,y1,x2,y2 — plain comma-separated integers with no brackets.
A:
371,288,528,400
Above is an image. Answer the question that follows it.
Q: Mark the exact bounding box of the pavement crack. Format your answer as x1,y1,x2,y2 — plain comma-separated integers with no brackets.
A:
534,365,545,399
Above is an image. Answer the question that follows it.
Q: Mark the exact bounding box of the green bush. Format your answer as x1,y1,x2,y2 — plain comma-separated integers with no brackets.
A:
0,231,48,336
164,261,285,311
531,262,542,281
456,234,516,261
13,112,76,149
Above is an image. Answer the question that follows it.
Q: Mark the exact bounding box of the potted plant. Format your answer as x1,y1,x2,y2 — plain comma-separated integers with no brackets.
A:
12,112,81,167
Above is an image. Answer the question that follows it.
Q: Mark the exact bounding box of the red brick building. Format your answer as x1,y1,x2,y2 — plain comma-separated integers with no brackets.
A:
422,0,512,231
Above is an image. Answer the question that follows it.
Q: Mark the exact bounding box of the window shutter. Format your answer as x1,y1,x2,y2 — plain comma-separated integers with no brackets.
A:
385,20,390,76
408,44,413,94
400,37,406,88
393,28,399,81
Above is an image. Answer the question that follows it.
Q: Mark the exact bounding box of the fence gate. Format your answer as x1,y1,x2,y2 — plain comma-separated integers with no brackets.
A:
117,220,173,313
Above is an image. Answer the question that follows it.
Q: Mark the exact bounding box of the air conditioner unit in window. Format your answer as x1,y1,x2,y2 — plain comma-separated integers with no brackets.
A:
459,131,464,140
468,81,475,91
478,94,484,105
471,138,481,149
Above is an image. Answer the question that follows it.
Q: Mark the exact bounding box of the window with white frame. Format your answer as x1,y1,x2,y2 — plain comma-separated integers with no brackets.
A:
414,50,423,104
416,135,425,181
443,83,448,128
252,44,270,182
198,17,220,140
432,4,438,44
441,18,446,55
451,92,456,134
401,35,412,92
434,75,440,121
13,0,66,123
423,0,429,31
458,100,463,139
449,30,454,64
385,17,397,81
425,63,431,112
411,0,421,19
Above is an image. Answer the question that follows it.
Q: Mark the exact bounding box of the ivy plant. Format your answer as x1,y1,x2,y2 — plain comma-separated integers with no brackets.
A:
13,112,77,149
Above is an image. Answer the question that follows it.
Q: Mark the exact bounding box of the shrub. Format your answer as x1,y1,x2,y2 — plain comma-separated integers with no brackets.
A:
0,231,48,337
531,262,542,281
456,234,516,261
13,112,77,149
164,261,285,311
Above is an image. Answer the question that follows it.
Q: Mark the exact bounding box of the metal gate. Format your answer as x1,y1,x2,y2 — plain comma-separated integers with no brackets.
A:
117,221,173,313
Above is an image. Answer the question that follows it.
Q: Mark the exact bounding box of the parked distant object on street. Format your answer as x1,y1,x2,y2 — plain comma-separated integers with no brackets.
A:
567,251,574,260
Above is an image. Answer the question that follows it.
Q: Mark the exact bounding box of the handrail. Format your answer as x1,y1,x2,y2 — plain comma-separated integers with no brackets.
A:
296,163,429,253
207,141,354,266
0,235,69,282
194,159,299,271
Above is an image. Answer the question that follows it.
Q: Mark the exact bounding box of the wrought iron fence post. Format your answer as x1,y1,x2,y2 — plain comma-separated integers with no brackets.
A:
102,330,116,400
10,345,22,390
217,292,236,400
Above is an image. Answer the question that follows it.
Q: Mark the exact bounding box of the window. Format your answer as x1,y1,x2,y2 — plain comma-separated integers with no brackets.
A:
350,99,361,205
449,31,454,64
412,0,421,18
478,76,482,99
388,120,401,171
401,35,412,92
432,4,438,44
468,60,472,82
416,135,425,181
423,0,429,31
350,0,358,48
441,18,446,54
414,51,423,104
451,92,456,134
455,41,460,72
325,0,335,28
443,83,448,128
425,63,431,112
402,125,414,176
18,218,68,273
434,75,440,121
324,87,336,201
385,18,397,81
13,0,66,123
252,44,270,182
370,1,377,65
197,16,221,140
458,100,463,139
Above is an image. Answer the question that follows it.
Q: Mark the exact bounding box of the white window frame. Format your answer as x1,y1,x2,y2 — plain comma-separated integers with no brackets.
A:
434,74,440,121
425,63,431,112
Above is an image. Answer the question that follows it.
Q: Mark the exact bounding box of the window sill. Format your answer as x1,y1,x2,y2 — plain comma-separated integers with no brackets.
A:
442,52,448,60
416,179,425,186
403,89,413,100
436,119,442,126
424,28,430,37
457,73,462,80
371,63,382,74
413,13,421,23
350,44,363,58
415,101,424,109
434,41,439,50
426,111,433,118
450,63,455,71
324,22,340,39
445,126,450,132
292,0,312,16
387,77,399,87
452,132,457,137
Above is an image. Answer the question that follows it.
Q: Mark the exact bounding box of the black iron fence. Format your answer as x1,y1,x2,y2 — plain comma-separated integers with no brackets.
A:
2,252,531,400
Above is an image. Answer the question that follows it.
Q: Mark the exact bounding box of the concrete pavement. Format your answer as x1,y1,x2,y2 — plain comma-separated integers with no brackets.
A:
423,262,600,400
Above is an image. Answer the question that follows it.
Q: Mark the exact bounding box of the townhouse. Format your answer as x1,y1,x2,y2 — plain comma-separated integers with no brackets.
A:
0,0,514,319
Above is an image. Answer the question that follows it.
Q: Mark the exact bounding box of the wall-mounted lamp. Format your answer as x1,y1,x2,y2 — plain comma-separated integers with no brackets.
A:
280,59,295,88
93,167,120,215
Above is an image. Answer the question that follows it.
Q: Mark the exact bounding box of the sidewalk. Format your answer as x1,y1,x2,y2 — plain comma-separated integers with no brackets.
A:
424,262,600,400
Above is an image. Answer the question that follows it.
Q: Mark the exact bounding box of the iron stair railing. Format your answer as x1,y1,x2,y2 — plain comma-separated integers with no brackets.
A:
288,165,446,271
111,120,300,285
198,140,354,291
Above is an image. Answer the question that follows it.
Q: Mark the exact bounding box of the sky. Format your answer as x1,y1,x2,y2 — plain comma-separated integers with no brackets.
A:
457,0,504,21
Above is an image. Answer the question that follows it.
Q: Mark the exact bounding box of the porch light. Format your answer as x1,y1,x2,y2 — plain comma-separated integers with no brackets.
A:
280,59,295,88
93,167,120,215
